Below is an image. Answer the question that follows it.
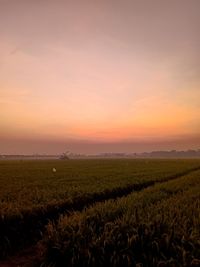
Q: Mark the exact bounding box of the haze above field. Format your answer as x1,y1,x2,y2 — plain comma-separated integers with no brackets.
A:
0,0,200,154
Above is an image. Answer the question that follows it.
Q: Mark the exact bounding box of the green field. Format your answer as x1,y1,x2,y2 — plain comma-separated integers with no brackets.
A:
1,159,200,218
42,170,200,267
0,159,200,266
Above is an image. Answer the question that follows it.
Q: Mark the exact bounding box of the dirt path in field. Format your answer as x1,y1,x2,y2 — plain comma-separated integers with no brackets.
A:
1,166,200,267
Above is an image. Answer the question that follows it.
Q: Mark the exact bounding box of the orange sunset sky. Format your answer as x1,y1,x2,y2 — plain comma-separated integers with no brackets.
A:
0,0,200,154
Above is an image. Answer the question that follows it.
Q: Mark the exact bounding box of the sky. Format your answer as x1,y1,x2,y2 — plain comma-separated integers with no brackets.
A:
0,0,200,154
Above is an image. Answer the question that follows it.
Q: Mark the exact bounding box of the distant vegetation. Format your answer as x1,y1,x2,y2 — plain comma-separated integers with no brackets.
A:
1,149,200,160
59,152,70,160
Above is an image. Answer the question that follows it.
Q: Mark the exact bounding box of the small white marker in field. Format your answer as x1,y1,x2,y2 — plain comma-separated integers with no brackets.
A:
52,168,57,173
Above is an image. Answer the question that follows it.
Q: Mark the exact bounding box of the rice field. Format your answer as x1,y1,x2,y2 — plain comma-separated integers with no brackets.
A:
0,159,200,266
42,169,200,267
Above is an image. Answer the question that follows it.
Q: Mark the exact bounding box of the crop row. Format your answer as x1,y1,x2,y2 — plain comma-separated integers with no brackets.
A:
40,170,200,267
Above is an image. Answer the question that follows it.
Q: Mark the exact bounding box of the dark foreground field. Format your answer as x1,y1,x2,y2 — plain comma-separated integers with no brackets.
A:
0,159,200,267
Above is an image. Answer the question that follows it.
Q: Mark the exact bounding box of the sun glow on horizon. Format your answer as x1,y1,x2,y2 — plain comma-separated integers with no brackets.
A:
0,0,199,153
